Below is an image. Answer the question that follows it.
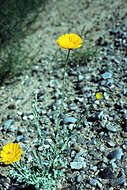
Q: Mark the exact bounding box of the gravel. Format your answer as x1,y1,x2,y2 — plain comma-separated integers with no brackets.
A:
0,1,127,190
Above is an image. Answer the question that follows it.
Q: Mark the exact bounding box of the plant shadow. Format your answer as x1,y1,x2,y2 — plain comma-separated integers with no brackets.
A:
0,0,49,83
0,0,48,47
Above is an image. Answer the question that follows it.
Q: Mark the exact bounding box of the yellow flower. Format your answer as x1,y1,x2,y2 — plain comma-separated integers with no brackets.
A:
96,92,103,100
57,33,83,50
0,142,22,164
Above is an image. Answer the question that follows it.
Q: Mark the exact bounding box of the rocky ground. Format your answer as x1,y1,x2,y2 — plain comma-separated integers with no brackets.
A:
0,0,127,189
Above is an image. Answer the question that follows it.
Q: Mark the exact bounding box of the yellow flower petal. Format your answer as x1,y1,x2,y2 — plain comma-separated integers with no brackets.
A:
0,142,22,165
96,92,103,100
57,33,83,50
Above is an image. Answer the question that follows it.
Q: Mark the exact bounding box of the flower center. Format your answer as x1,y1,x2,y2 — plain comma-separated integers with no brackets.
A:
7,150,12,154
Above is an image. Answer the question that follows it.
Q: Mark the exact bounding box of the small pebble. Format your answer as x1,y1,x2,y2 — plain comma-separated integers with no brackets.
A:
70,157,86,169
63,116,77,124
89,178,101,187
112,176,126,186
78,74,84,81
28,115,34,120
101,72,112,79
98,166,115,179
106,124,118,132
107,148,124,160
107,141,115,147
22,115,28,120
4,120,14,129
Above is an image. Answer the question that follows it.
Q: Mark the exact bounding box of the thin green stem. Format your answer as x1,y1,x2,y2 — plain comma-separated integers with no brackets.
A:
0,143,3,147
12,162,27,179
32,149,43,168
33,93,42,139
60,49,70,113
55,49,70,143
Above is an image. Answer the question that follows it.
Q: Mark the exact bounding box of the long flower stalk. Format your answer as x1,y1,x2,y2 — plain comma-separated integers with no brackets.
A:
55,49,70,143
55,33,83,141
60,49,70,114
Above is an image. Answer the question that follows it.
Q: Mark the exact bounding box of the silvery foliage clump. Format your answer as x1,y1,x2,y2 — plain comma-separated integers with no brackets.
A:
10,97,68,189
9,153,66,190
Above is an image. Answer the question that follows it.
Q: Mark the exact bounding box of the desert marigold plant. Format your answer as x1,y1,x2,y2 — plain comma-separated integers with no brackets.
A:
57,33,83,50
0,142,22,164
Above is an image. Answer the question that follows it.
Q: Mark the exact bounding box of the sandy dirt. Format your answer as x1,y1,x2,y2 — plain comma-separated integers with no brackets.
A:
1,0,127,123
0,0,127,188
